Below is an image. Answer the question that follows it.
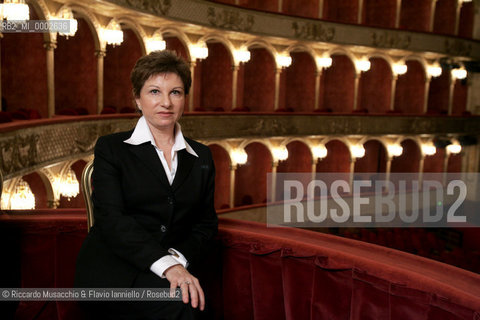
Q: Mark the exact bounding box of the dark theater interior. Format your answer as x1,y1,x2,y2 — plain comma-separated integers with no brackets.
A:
0,0,480,319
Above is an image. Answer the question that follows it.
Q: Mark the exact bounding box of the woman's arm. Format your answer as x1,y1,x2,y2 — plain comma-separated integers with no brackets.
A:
92,135,170,270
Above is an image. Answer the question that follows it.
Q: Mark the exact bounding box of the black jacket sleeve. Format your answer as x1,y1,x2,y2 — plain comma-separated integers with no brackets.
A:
91,136,169,271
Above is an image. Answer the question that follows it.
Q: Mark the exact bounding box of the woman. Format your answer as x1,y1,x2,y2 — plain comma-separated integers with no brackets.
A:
75,50,218,320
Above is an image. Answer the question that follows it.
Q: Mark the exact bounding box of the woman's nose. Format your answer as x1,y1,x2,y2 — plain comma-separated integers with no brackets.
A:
159,94,172,108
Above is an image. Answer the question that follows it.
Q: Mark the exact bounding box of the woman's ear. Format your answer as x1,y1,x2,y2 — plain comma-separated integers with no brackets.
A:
135,99,141,111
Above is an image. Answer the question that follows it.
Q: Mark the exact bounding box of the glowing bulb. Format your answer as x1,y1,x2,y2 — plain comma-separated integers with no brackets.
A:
393,63,407,75
234,49,250,63
190,44,208,60
427,65,442,78
231,148,248,165
422,144,436,156
356,60,371,72
276,54,292,68
316,56,332,68
0,191,10,210
10,179,35,210
451,68,467,80
57,7,77,37
350,145,365,158
60,168,79,198
101,19,123,46
311,145,327,159
272,147,289,161
146,35,166,54
1,0,29,21
446,142,461,154
387,144,403,157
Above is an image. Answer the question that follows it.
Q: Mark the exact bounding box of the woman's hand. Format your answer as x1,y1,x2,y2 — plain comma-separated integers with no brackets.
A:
164,264,205,311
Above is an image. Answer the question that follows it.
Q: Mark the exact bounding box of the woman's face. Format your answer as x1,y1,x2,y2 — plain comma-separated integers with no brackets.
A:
135,72,185,132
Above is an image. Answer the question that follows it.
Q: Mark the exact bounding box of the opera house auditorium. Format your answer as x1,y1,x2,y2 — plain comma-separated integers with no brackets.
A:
0,0,480,319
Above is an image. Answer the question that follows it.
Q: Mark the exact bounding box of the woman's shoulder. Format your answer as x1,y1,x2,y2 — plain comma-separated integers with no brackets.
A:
94,130,134,151
184,137,212,157
97,130,134,144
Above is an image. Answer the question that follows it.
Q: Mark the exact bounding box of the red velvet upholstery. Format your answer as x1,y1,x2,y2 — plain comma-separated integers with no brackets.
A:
1,8,48,118
362,0,396,28
119,106,137,114
433,0,456,35
104,29,142,113
209,144,231,210
244,49,275,112
100,106,117,114
399,0,432,32
201,43,233,112
1,211,479,319
218,218,480,320
458,2,474,38
56,108,78,116
0,210,87,320
0,111,13,123
55,18,97,116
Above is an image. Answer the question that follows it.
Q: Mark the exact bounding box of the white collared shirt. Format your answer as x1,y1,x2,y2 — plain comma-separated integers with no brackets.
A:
124,116,198,278
124,116,198,185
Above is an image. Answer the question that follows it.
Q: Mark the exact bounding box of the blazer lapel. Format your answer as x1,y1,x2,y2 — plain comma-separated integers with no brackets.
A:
172,149,196,191
128,143,171,188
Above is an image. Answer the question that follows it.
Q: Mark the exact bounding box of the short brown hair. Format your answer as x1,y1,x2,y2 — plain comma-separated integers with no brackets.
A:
130,50,191,98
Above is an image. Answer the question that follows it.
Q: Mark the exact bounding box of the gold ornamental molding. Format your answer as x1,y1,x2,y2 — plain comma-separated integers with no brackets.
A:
114,0,172,16
101,0,480,60
371,31,411,50
444,39,473,57
0,116,138,180
179,115,480,139
291,22,335,42
207,7,255,32
1,114,479,180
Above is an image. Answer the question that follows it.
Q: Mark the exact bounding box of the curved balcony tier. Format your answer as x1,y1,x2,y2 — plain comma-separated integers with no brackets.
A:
1,113,479,180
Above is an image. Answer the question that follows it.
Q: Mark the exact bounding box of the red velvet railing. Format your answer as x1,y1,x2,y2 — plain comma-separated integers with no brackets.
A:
0,210,87,320
1,210,479,319
217,218,480,319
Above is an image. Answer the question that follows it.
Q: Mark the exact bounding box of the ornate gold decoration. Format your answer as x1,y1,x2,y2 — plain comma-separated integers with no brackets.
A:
409,118,435,133
0,166,3,200
72,123,116,153
445,39,472,57
95,50,107,58
207,7,254,32
0,134,39,176
114,0,171,16
292,22,335,42
1,115,479,180
0,117,138,180
251,118,292,136
324,117,363,135
43,40,57,50
181,115,480,139
371,31,411,49
98,0,477,59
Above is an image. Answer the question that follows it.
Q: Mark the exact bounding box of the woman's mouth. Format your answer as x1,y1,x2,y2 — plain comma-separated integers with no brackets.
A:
157,112,174,117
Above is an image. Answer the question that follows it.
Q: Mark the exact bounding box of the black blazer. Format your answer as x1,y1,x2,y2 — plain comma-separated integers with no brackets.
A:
74,130,218,288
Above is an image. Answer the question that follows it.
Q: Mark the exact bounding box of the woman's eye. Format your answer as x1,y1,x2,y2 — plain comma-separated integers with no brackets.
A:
150,89,159,94
171,90,183,96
